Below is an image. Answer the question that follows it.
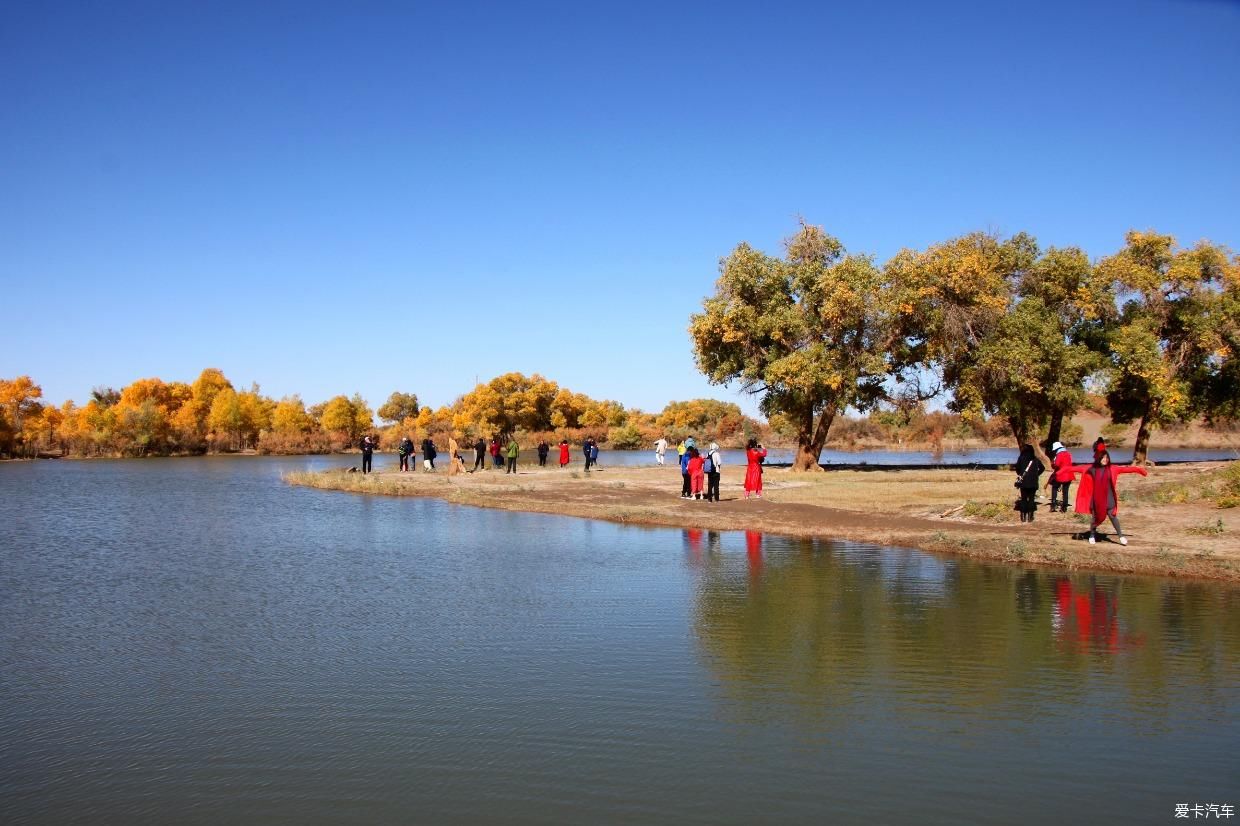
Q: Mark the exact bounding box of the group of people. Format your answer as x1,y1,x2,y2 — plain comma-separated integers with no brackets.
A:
671,437,768,501
1014,436,1149,545
465,437,521,473
392,436,439,472
366,433,773,504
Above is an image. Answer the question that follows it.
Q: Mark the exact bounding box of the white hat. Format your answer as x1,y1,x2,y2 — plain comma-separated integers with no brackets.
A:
1051,441,1064,452
709,443,718,451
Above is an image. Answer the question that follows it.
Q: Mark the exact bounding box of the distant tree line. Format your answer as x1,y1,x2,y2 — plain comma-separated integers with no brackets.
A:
691,222,1239,469
0,370,764,459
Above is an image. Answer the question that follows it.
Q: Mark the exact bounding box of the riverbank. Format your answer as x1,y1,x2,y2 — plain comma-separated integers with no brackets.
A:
285,461,1240,582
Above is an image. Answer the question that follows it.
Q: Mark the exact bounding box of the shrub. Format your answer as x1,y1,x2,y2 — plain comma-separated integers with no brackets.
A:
1218,462,1240,500
607,423,644,450
257,429,340,455
963,500,1010,521
1100,422,1129,447
1187,519,1225,536
1059,421,1084,447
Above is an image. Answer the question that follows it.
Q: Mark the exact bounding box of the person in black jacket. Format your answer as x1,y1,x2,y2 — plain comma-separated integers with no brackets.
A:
361,434,376,474
537,440,549,467
421,437,437,471
398,435,414,472
1015,444,1045,523
473,437,487,472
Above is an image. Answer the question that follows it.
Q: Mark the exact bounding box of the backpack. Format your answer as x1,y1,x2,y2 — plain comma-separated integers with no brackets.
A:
703,454,715,474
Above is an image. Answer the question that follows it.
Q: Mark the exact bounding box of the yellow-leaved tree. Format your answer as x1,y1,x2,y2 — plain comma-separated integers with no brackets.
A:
690,221,894,471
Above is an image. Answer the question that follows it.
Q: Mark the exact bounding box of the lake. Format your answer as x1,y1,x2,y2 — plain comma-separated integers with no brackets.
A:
2,456,1237,824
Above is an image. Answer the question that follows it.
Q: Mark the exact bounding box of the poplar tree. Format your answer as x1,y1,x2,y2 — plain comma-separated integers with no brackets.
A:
1100,231,1236,464
690,221,892,471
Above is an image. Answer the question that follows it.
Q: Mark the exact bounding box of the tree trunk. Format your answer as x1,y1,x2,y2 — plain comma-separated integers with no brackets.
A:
1008,415,1051,469
1046,410,1064,449
1007,415,1030,450
1132,412,1153,466
792,406,835,472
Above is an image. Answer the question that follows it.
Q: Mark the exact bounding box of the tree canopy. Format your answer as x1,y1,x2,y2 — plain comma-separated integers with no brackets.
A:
691,221,895,470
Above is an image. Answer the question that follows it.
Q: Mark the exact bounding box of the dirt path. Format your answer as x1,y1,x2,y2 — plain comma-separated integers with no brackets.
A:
285,461,1240,582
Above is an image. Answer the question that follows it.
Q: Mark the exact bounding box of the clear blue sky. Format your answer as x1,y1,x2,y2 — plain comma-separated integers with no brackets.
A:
3,0,1237,418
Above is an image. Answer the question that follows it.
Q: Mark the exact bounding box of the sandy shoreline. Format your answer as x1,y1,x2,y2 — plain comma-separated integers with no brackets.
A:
284,461,1240,583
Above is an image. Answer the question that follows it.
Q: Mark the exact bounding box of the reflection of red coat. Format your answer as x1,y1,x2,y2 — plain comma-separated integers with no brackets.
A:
1071,464,1147,517
744,448,767,492
558,443,570,465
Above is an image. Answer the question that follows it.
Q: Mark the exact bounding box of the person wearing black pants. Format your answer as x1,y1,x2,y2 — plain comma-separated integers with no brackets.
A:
1015,444,1044,523
473,437,486,472
398,435,413,472
537,440,549,467
705,442,721,502
361,435,375,474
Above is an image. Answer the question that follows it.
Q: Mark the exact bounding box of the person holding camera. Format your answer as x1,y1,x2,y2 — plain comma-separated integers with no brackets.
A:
1014,444,1045,522
744,438,767,499
398,435,414,472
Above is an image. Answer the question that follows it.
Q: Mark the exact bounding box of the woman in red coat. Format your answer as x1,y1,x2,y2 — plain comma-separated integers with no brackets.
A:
744,438,767,499
558,439,570,468
1046,440,1075,512
1071,450,1148,546
687,447,705,499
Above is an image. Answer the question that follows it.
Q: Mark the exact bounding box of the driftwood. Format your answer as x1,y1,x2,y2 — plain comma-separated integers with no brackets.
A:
939,504,965,518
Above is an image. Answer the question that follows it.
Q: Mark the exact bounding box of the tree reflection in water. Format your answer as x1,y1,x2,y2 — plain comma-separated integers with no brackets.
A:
690,533,1240,726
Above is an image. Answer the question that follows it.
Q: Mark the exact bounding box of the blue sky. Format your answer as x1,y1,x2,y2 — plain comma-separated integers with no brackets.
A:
3,0,1237,418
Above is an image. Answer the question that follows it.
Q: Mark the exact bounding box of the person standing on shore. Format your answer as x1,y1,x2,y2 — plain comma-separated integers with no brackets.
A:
1046,441,1073,512
583,437,594,472
398,435,414,472
744,438,767,499
1014,444,1044,523
678,443,692,498
537,440,549,467
1071,450,1148,545
687,447,705,500
490,437,502,468
361,434,375,475
422,437,437,471
558,438,570,468
589,439,600,470
654,437,668,466
473,437,486,472
704,442,722,502
506,436,520,474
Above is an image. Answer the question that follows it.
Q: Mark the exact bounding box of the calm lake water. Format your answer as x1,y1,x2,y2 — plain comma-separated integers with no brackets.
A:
2,457,1237,824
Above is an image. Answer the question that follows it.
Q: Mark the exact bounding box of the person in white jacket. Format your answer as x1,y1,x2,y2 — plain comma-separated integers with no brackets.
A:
654,437,668,466
704,442,723,502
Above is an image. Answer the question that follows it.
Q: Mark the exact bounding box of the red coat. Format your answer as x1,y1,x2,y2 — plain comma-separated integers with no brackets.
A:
1052,450,1074,482
744,448,767,492
1071,463,1147,517
558,443,570,465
